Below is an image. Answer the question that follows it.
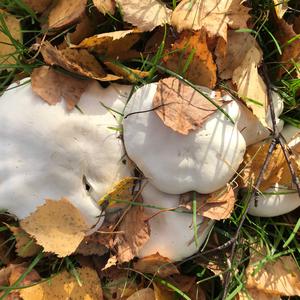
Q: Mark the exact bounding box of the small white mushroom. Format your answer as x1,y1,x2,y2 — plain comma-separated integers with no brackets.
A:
138,183,214,261
236,90,284,146
123,83,246,194
0,79,130,229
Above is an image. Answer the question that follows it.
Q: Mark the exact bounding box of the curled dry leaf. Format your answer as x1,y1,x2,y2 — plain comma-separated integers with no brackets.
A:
75,231,108,256
238,288,281,300
116,0,171,31
180,185,235,220
232,41,268,126
20,198,89,257
153,77,223,135
163,30,217,88
20,267,103,300
133,253,179,278
93,0,115,15
114,200,150,263
239,140,300,191
48,0,87,31
171,0,250,40
0,10,22,68
127,288,155,300
22,0,52,13
273,0,288,19
31,66,89,110
41,41,120,81
246,247,300,296
102,255,118,271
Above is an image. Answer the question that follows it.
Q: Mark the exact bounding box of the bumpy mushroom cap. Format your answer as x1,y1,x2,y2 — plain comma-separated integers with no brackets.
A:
123,83,246,194
0,79,130,228
138,183,214,261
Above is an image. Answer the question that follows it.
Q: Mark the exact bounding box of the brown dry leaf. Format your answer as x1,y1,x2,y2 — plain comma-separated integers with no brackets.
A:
76,29,141,59
20,198,89,257
75,231,108,256
237,288,280,300
127,288,155,300
104,62,149,83
153,283,174,300
133,253,179,278
41,41,120,81
232,42,268,126
180,185,235,220
20,267,103,300
163,30,217,88
48,0,87,31
114,201,150,263
102,255,118,271
153,77,223,135
93,0,115,15
171,0,250,40
116,0,171,31
7,225,42,257
0,10,22,68
239,140,300,191
246,247,300,296
273,0,288,19
22,0,52,13
31,66,89,110
294,16,300,34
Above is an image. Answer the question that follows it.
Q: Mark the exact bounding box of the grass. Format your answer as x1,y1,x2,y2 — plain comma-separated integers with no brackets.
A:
0,0,300,299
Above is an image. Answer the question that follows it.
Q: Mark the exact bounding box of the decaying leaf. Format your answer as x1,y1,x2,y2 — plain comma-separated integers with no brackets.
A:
48,0,87,31
116,0,171,31
7,225,42,257
75,231,108,256
171,0,250,40
238,288,281,300
153,283,174,300
239,140,300,191
133,253,179,278
20,198,89,257
273,0,288,19
31,66,89,110
114,201,150,262
20,267,103,300
22,0,52,13
163,30,217,88
232,42,268,126
41,41,120,81
153,77,224,135
102,255,118,270
127,288,155,300
246,247,300,296
93,0,115,15
180,185,235,220
0,10,22,68
76,29,141,59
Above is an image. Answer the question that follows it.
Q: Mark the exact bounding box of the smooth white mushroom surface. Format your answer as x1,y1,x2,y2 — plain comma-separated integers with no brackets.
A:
0,79,130,229
236,90,284,146
123,83,246,194
138,183,214,261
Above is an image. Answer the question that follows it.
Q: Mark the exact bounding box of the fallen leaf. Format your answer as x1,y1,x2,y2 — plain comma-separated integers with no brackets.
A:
93,0,115,15
22,0,52,13
104,62,149,83
163,30,217,88
114,200,150,262
180,185,235,220
273,0,288,19
7,225,42,257
75,29,141,59
102,255,118,270
48,0,87,31
20,198,89,257
0,10,22,68
246,247,300,296
75,231,108,256
0,234,11,265
238,288,280,300
20,267,103,300
133,253,179,278
127,288,155,300
171,0,250,40
238,140,300,191
31,66,89,110
152,77,224,135
116,0,171,31
294,16,300,34
41,41,120,81
232,42,268,126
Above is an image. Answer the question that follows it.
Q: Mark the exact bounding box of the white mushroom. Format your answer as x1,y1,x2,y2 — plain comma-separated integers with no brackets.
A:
0,79,130,230
138,183,214,261
123,83,246,194
236,90,284,146
248,125,300,217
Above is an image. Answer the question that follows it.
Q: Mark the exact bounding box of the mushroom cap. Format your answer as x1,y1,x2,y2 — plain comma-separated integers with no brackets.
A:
138,183,214,261
123,83,246,194
0,79,130,229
